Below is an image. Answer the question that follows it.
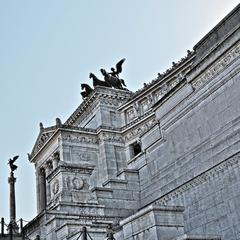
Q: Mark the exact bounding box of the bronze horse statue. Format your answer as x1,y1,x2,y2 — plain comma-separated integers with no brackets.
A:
85,59,127,92
89,73,112,88
81,83,93,99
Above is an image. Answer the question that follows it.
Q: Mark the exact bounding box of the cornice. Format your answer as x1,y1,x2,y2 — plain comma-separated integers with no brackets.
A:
29,125,98,162
118,51,195,111
193,3,240,60
65,87,132,126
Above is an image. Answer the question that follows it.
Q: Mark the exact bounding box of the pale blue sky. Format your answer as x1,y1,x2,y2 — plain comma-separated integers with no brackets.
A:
0,0,239,223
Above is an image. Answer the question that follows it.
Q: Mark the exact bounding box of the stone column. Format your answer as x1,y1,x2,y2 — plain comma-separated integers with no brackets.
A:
39,168,46,212
8,172,19,233
52,152,60,169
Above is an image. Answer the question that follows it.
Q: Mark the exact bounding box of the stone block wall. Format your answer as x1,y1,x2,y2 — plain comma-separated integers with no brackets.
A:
129,33,240,239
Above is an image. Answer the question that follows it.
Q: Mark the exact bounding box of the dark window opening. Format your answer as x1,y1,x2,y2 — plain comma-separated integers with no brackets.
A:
130,141,142,158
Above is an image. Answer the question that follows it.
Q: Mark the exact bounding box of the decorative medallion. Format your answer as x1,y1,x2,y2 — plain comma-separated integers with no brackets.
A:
72,177,84,190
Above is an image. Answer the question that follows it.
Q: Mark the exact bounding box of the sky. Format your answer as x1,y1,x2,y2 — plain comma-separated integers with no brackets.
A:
0,0,239,225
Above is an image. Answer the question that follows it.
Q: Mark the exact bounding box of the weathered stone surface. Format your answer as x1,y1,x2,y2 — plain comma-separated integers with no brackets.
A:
25,5,240,240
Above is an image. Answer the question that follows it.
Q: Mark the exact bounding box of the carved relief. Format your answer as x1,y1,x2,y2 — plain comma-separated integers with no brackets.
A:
154,153,240,206
99,97,120,106
72,151,91,162
62,133,98,144
140,98,149,113
64,176,84,190
124,117,157,141
192,42,240,89
31,131,55,157
126,107,136,123
72,177,84,190
99,132,124,143
52,179,59,194
65,176,71,189
153,83,169,102
147,94,154,106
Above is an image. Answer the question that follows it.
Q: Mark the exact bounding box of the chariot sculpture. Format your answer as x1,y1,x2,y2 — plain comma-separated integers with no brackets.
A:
81,58,127,99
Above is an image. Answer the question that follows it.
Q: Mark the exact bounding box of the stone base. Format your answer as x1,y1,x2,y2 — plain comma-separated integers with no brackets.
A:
174,234,221,240
119,205,185,240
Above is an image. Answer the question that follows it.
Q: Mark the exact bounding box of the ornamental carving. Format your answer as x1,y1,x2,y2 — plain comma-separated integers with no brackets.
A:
99,132,124,143
192,42,240,89
140,98,149,114
99,97,120,107
126,107,136,123
64,176,84,190
52,179,59,194
72,177,84,190
155,153,240,206
31,131,55,157
62,133,98,144
124,117,157,141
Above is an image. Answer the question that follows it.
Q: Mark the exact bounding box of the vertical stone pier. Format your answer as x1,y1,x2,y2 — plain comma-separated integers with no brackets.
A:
8,172,19,233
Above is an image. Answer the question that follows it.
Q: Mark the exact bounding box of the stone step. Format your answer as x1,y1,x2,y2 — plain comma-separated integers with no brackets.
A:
91,187,113,199
117,169,139,181
173,235,221,240
0,235,22,240
117,169,140,191
102,179,128,189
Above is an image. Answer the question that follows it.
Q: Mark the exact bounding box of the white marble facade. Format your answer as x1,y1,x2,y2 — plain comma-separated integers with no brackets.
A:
24,4,240,240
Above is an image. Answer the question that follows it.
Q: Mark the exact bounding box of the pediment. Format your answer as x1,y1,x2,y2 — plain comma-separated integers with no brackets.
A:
29,127,56,160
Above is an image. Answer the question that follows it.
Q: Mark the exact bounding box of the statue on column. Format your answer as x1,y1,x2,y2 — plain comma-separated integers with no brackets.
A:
7,155,19,235
8,155,19,173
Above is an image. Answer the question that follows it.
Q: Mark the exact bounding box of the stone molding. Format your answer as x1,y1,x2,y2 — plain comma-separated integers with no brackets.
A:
123,116,157,142
61,131,98,144
174,235,221,240
191,41,240,89
161,63,240,132
119,51,194,111
46,162,94,182
154,151,240,206
65,87,132,126
98,131,124,143
30,113,158,161
120,204,184,226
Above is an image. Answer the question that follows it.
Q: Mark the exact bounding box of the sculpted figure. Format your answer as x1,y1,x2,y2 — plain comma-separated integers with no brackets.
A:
88,58,127,90
109,58,125,79
100,68,126,90
89,72,111,88
8,155,19,172
81,83,93,99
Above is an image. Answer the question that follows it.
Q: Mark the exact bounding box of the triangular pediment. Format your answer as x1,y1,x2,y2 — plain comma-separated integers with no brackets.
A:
29,127,57,159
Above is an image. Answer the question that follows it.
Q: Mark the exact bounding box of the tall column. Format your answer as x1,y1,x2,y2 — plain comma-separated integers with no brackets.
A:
8,172,19,233
39,168,46,212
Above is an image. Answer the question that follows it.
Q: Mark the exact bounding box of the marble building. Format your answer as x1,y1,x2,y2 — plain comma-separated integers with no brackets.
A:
23,4,240,240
